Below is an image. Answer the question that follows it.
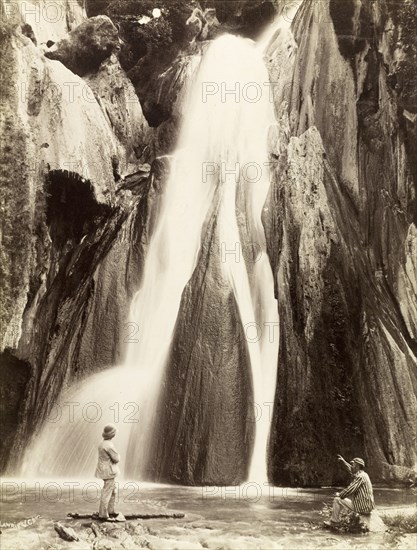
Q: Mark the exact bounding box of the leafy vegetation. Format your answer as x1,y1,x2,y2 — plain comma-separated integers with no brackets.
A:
87,0,195,58
85,0,199,126
388,0,417,49
386,0,417,112
382,511,417,533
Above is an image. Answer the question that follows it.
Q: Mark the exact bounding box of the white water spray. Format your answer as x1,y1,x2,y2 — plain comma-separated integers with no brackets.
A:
21,29,283,482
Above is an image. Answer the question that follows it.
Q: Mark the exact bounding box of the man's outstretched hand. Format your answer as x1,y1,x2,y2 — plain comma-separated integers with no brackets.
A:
337,454,352,472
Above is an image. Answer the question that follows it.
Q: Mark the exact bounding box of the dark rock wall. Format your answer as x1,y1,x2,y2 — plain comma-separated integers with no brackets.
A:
0,351,31,471
148,198,254,485
264,131,366,486
264,0,417,484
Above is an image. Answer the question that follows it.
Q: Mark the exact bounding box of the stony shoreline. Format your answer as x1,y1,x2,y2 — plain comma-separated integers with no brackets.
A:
1,501,415,549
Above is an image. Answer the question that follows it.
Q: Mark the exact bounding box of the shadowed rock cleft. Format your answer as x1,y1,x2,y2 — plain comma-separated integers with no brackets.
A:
46,170,112,249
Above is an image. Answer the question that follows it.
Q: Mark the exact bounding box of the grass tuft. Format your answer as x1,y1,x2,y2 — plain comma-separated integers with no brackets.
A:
381,511,417,534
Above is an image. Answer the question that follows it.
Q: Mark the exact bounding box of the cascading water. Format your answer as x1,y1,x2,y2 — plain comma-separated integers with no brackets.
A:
21,28,282,483
209,36,279,482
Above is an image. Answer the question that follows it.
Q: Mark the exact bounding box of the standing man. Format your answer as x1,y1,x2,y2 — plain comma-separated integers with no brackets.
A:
324,455,375,527
95,424,120,521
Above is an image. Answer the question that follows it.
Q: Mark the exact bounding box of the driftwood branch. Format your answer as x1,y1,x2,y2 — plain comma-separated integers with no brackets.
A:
67,512,185,520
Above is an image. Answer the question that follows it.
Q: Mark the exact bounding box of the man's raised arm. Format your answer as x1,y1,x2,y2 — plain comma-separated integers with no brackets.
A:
337,454,352,474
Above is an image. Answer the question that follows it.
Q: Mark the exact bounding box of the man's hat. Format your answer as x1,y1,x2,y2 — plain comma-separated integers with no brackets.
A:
102,424,117,440
352,457,365,467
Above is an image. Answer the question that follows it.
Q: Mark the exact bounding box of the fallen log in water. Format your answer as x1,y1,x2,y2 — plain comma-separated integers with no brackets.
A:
67,512,185,520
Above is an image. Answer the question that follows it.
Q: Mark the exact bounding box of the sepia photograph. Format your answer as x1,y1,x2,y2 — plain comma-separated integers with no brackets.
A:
0,0,416,548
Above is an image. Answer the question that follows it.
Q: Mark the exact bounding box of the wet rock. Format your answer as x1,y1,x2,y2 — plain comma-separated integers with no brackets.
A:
119,165,151,195
360,510,387,533
127,48,204,159
54,522,79,541
129,48,203,131
264,128,365,486
148,201,254,485
0,352,31,471
45,15,121,76
264,0,417,484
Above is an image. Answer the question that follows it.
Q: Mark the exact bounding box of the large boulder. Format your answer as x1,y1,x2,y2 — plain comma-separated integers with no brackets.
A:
45,15,121,76
360,510,387,533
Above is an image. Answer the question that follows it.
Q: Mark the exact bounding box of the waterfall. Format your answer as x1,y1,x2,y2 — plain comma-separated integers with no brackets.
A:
21,31,280,483
207,35,279,482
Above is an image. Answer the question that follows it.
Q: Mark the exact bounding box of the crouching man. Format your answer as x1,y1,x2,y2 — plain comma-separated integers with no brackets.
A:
324,456,375,527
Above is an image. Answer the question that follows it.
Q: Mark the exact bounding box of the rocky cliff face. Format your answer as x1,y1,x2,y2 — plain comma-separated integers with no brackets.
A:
0,2,156,470
263,0,417,484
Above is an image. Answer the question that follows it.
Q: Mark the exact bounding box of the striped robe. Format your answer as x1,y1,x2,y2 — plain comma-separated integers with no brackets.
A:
339,470,375,514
